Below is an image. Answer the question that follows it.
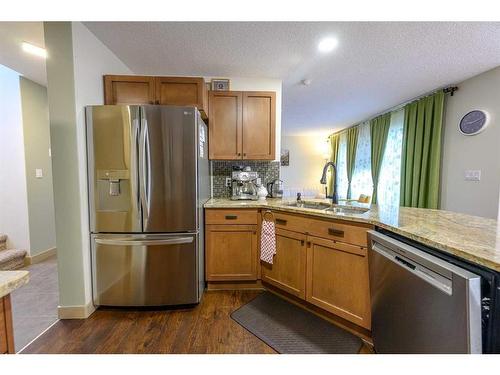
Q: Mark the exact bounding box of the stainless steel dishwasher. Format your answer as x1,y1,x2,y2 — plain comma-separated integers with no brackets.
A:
368,230,482,353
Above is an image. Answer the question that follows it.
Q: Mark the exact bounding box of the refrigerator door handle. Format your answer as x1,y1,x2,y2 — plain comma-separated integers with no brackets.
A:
145,121,151,215
95,237,194,246
132,117,141,215
139,116,149,227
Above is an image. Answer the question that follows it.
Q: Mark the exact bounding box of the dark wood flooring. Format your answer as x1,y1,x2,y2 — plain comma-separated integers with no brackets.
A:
21,290,276,354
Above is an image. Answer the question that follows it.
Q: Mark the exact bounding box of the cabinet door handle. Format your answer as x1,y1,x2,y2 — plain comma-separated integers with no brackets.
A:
328,228,345,237
300,240,305,246
237,153,241,157
225,215,238,220
306,241,311,247
243,153,247,157
276,219,287,225
155,100,160,104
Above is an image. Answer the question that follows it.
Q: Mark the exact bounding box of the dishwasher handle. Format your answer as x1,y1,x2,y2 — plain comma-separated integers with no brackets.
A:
371,242,452,295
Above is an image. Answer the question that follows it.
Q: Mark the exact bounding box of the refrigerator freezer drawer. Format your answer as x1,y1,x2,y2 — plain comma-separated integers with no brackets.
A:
91,233,199,306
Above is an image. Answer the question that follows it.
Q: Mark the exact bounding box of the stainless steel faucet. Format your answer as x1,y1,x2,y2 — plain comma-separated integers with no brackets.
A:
320,161,338,204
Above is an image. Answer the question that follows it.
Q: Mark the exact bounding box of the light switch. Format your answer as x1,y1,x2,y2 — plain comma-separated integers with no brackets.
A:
225,177,232,187
464,170,481,181
35,168,43,178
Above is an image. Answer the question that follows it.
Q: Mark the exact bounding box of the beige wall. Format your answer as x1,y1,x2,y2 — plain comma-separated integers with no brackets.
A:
44,21,132,314
441,66,500,219
280,135,329,197
19,77,56,255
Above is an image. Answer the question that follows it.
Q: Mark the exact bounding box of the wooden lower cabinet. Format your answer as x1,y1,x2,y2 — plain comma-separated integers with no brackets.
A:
205,208,372,331
205,224,258,281
261,228,307,299
0,295,15,354
306,235,371,330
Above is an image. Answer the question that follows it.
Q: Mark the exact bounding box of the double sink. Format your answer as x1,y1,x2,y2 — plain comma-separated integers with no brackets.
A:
285,200,370,215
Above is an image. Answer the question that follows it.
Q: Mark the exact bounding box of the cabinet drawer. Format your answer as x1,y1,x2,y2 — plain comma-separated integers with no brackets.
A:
206,209,258,225
305,219,370,247
268,211,370,247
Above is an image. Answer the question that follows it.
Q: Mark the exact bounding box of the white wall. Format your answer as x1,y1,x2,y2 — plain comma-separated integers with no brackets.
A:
441,66,500,219
205,77,282,161
280,135,329,198
44,21,132,314
0,64,30,251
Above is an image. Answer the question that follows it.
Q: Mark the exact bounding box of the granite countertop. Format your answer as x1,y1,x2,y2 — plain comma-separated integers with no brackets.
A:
204,197,500,272
0,270,29,299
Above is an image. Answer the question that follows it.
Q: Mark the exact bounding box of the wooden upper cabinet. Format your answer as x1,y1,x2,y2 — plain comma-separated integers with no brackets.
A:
155,77,208,118
208,90,276,160
208,91,242,160
103,75,208,119
104,75,155,105
261,228,307,299
242,91,276,160
306,236,371,330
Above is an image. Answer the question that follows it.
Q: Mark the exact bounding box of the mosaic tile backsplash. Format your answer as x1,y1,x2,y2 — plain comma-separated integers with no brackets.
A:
211,161,280,198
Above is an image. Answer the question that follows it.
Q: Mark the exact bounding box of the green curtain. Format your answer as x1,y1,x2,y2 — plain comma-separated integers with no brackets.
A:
400,91,445,208
370,113,392,204
345,126,359,199
327,133,340,196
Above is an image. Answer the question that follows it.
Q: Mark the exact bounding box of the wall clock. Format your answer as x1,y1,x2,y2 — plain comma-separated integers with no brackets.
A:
459,110,489,136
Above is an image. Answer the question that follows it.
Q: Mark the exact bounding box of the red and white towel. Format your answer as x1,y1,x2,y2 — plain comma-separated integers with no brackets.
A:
260,219,276,264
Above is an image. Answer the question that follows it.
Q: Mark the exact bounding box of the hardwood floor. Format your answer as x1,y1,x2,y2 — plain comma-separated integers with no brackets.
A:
20,290,373,354
21,290,276,354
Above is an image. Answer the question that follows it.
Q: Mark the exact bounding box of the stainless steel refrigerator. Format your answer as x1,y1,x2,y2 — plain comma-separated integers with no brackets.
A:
86,105,209,307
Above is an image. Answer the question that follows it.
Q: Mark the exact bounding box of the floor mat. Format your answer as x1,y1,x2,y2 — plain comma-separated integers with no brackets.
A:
231,292,362,354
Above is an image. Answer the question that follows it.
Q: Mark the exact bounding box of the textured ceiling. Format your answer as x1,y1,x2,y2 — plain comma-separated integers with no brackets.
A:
85,22,500,135
0,22,46,85
4,22,499,135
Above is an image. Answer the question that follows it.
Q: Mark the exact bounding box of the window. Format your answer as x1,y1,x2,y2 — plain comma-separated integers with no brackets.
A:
350,121,372,200
336,132,349,200
334,109,404,207
377,109,404,207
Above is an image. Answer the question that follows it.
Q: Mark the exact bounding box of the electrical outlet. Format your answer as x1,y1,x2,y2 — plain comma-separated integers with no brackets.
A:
225,177,232,187
35,168,43,178
464,170,481,181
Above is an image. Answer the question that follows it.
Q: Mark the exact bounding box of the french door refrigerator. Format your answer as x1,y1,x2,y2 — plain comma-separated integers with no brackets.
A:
86,105,209,307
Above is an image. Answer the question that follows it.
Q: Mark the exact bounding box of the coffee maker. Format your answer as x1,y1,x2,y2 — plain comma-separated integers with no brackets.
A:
231,167,258,200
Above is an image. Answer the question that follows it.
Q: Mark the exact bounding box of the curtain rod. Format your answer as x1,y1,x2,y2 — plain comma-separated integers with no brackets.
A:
330,85,458,137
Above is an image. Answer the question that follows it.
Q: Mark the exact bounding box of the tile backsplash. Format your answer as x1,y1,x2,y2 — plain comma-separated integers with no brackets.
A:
211,161,280,198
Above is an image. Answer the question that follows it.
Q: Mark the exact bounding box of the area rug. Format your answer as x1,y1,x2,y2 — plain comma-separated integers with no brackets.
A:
231,292,363,354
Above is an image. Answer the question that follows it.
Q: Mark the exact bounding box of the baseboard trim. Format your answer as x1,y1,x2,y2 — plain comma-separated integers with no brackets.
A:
58,301,96,319
24,247,57,266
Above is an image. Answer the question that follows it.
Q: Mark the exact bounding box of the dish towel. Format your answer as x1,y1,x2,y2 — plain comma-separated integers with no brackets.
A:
260,219,277,264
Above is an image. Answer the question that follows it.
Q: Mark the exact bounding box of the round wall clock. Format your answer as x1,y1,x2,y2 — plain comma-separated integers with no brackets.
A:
459,110,489,135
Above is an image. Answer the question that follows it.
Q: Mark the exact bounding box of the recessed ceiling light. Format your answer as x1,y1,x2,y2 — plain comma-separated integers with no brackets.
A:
318,37,338,53
22,42,47,58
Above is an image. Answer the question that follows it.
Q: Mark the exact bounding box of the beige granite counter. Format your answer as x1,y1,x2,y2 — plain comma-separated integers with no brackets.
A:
204,198,500,272
0,270,29,299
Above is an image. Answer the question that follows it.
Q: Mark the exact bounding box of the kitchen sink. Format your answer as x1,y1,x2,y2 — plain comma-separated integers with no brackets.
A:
286,201,332,210
285,201,369,214
325,206,369,214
